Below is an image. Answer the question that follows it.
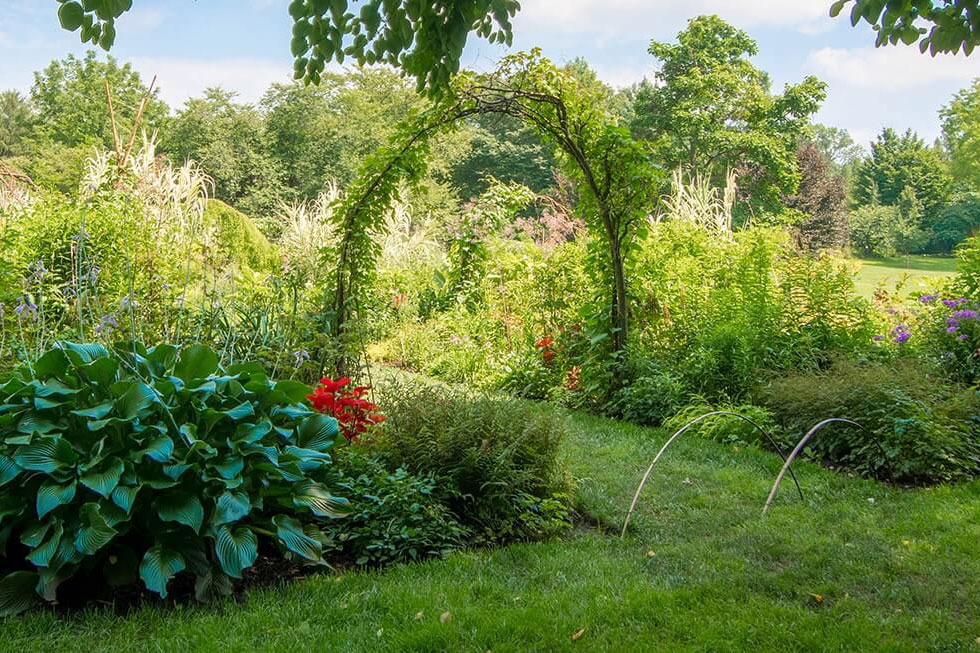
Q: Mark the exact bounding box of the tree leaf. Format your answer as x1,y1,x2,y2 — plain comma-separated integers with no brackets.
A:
174,344,219,382
79,457,125,498
293,481,350,518
139,545,186,598
297,414,340,452
155,491,204,533
14,437,77,472
212,491,250,527
37,480,77,518
0,571,39,617
272,515,322,562
214,525,258,578
74,503,118,554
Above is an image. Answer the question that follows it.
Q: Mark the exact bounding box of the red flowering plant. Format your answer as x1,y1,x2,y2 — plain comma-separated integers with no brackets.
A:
535,336,556,365
307,377,386,443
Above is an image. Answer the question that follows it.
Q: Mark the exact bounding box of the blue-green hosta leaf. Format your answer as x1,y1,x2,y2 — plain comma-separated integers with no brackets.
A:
155,491,204,533
0,455,20,486
241,443,278,465
4,434,31,445
111,485,141,514
179,423,198,445
14,437,76,472
186,380,217,395
115,382,157,419
74,503,118,554
139,436,174,463
185,441,218,461
221,402,254,421
233,420,272,445
17,415,60,435
139,545,185,598
60,341,109,364
86,417,132,431
144,477,179,490
273,380,313,403
32,379,80,398
212,491,250,527
283,446,331,472
20,520,53,548
162,463,192,480
194,567,234,603
71,402,113,420
211,456,244,480
272,515,322,562
77,357,119,387
79,458,125,498
292,481,350,518
0,571,39,617
258,461,305,483
214,525,258,578
32,349,68,377
146,344,178,373
33,397,66,411
100,502,130,528
297,415,340,452
272,404,314,420
226,361,266,376
37,480,77,518
174,344,219,382
26,521,63,567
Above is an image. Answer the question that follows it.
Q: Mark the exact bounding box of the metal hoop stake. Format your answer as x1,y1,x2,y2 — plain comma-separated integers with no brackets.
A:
762,418,893,515
621,411,804,538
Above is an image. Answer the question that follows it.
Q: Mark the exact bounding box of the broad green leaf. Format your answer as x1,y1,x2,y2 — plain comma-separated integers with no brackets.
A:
293,481,350,518
33,397,65,411
14,438,76,472
20,520,53,547
139,436,174,463
146,344,178,373
60,341,109,365
241,443,278,465
283,446,331,472
273,380,313,403
212,491,250,527
74,503,117,554
272,404,314,420
214,525,258,578
233,419,272,445
194,567,234,603
222,402,255,421
111,485,140,514
0,571,39,617
26,521,63,567
78,358,119,387
140,545,185,598
37,480,77,518
155,491,204,533
211,456,244,480
174,344,219,382
297,415,340,452
273,515,322,562
33,379,79,398
0,455,20,486
32,349,68,377
71,402,113,419
79,457,125,498
116,382,156,418
17,415,60,435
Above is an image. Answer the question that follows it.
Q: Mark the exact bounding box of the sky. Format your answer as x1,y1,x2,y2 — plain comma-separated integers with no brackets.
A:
1,0,978,148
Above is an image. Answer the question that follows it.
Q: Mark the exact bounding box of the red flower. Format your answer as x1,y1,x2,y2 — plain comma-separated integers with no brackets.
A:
535,336,554,350
307,378,385,443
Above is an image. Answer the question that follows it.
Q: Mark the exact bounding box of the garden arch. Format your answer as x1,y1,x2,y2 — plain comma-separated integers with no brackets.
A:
325,51,661,374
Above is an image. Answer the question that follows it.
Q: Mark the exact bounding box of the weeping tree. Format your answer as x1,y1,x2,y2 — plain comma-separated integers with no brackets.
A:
326,50,661,373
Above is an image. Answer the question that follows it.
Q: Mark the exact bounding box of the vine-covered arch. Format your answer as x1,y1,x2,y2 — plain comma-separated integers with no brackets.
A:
324,50,662,374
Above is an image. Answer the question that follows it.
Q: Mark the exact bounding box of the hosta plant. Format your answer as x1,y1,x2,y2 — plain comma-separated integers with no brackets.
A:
0,341,349,616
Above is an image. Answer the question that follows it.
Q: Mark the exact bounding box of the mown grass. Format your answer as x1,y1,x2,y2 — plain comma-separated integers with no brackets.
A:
2,402,980,651
854,255,957,299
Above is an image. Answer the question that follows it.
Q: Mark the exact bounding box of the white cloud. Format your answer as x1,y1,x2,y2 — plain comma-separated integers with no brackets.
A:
516,0,833,36
129,57,293,107
806,46,979,91
122,8,167,32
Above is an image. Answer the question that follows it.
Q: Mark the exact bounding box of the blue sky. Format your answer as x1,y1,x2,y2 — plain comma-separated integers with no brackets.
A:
1,0,977,147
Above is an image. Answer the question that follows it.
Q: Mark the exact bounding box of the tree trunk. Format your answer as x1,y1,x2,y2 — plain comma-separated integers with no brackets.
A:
610,234,628,353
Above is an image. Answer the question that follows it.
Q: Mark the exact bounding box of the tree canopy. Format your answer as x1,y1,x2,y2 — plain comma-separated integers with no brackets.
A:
831,0,980,55
941,77,980,191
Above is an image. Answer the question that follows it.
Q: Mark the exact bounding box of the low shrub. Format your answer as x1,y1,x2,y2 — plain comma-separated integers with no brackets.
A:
327,449,468,567
605,360,686,426
663,401,790,450
758,359,980,484
0,341,349,615
370,379,573,543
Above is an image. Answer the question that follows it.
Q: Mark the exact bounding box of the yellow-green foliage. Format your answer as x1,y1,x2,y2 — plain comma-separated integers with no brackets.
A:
201,199,278,272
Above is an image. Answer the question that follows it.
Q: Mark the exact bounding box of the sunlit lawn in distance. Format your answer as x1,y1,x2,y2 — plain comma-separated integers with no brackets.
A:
854,255,957,299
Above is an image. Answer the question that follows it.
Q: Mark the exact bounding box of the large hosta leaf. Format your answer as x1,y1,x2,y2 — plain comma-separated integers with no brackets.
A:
221,402,254,421
155,491,204,533
215,525,258,578
74,503,117,554
71,402,113,419
272,515,322,562
174,345,219,382
26,521,63,567
79,457,125,498
115,382,157,419
111,484,141,514
32,378,80,398
293,481,350,518
32,349,68,377
212,491,250,527
14,437,76,472
140,545,186,598
233,420,272,445
61,342,109,365
77,357,119,387
297,415,340,452
16,415,60,435
0,571,39,617
0,454,20,486
138,436,174,463
37,480,77,518
211,455,244,480
194,566,234,603
273,380,313,403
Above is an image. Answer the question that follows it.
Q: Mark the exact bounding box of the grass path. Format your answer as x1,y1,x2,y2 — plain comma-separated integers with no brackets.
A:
854,255,956,298
3,407,980,651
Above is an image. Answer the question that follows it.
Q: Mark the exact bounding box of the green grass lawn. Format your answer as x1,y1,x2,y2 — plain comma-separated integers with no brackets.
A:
3,400,980,651
854,255,957,299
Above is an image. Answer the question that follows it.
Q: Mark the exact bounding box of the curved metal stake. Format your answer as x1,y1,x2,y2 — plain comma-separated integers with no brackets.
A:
621,411,804,538
762,418,893,515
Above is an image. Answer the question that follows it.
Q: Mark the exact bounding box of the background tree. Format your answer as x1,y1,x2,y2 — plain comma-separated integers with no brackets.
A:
31,51,168,148
808,123,865,178
854,128,953,220
162,89,287,220
786,142,849,251
831,0,980,55
629,16,826,219
941,77,980,191
0,91,35,157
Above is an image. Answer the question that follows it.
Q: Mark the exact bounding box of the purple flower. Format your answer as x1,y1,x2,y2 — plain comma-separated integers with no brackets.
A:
30,260,48,283
953,310,979,321
94,314,118,336
15,298,37,320
89,265,100,285
959,335,970,341
947,326,959,334
119,295,136,311
292,349,310,367
894,332,911,345
919,294,938,303
892,324,909,334
943,299,958,309
948,317,960,328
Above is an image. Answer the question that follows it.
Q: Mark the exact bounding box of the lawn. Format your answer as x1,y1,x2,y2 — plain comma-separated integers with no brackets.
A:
854,255,957,299
3,386,980,652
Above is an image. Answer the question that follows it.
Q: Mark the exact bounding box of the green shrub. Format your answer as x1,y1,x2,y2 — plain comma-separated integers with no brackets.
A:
663,401,789,449
327,449,468,566
371,379,573,542
606,360,685,426
0,341,349,615
758,359,980,484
